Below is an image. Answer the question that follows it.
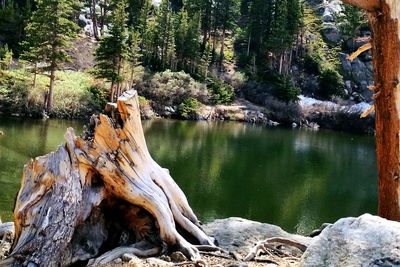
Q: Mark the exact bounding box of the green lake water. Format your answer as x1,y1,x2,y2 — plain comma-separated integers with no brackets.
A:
0,117,377,235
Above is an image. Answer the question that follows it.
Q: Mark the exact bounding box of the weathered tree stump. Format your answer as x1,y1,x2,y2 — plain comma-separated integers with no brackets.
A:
3,90,214,266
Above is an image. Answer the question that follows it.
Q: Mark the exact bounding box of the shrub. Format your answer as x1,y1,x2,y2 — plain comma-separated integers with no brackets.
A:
273,75,301,103
264,96,303,124
177,97,201,119
208,78,235,104
318,68,345,99
136,70,210,109
138,95,154,119
0,69,108,118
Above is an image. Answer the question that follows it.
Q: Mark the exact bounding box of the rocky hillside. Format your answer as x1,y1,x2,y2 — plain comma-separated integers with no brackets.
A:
307,0,374,103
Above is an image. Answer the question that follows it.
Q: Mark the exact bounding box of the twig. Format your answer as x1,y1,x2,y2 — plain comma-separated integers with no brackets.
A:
244,237,308,261
199,251,232,259
174,259,208,267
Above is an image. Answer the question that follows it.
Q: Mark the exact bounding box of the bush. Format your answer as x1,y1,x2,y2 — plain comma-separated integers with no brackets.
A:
318,68,345,99
177,97,201,119
0,69,108,118
263,96,303,124
273,75,301,103
138,95,154,119
136,70,210,110
208,78,235,104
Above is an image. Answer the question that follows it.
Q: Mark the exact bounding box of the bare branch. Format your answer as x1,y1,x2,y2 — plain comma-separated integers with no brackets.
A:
341,0,380,11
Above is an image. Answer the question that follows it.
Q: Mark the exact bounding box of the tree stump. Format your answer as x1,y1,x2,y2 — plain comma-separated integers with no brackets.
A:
3,90,214,266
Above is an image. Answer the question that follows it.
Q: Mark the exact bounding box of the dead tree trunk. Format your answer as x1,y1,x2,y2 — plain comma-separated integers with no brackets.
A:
3,90,214,266
342,0,400,220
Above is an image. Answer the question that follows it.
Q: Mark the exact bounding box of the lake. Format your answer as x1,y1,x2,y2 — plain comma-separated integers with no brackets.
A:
0,117,377,235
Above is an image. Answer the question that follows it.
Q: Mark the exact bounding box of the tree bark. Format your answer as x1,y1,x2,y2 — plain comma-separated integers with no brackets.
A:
342,0,400,220
219,27,226,67
4,90,213,266
91,0,100,40
46,62,56,112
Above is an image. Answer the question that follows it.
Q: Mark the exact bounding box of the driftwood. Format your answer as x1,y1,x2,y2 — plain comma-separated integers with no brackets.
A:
244,237,308,261
3,90,214,266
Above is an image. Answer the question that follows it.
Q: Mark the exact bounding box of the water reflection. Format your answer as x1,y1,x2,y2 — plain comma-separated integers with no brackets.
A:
0,117,377,234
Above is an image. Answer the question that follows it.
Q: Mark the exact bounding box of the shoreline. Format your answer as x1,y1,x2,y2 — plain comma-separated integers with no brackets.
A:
0,95,375,135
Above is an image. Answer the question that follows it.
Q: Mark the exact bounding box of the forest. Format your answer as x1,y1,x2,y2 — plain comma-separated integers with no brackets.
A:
0,0,372,131
3,0,400,266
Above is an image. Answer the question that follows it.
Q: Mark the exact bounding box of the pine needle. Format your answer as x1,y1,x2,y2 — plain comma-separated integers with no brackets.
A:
347,43,372,62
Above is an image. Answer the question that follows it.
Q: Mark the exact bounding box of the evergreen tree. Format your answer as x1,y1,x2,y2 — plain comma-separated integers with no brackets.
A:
0,0,33,54
94,0,128,102
22,0,80,112
214,0,240,65
339,4,367,37
155,0,175,69
127,29,142,89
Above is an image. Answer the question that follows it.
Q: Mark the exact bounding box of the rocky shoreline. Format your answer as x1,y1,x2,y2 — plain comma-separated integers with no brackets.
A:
1,214,399,266
141,95,375,134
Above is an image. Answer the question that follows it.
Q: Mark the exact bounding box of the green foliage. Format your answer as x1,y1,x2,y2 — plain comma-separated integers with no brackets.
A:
0,45,13,70
177,97,201,119
21,0,80,70
93,0,128,85
273,75,301,102
339,4,368,37
0,0,32,55
318,68,345,99
0,69,107,117
244,0,302,65
136,70,210,108
208,78,235,104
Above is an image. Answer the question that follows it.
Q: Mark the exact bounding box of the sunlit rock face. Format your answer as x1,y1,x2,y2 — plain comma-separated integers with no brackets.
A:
300,214,400,267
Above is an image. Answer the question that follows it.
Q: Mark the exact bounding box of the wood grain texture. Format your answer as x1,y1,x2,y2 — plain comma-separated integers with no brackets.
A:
4,90,213,266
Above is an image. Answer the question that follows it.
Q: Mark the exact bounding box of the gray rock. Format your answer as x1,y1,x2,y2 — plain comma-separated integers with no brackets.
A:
321,23,341,44
121,253,135,262
300,214,400,267
203,217,312,254
145,258,174,266
170,251,187,262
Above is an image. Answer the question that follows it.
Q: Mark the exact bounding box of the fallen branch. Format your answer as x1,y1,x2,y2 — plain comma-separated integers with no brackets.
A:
347,43,372,62
244,237,308,261
87,242,160,266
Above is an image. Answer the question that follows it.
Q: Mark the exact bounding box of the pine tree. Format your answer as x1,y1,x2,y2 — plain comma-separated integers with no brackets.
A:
155,0,175,69
93,0,128,102
22,0,80,112
127,29,142,89
339,4,367,37
214,0,240,65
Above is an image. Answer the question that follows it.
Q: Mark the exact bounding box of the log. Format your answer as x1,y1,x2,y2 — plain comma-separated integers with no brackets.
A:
3,90,214,266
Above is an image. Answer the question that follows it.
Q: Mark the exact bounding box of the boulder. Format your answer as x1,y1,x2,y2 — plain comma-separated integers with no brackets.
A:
321,23,341,44
203,217,312,254
300,214,400,267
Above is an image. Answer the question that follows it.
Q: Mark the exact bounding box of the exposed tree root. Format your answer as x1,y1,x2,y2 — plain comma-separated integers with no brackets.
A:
3,90,214,266
87,241,160,266
244,237,308,261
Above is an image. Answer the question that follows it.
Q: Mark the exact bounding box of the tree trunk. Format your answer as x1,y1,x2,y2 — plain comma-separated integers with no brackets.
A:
342,0,400,220
110,80,115,103
32,62,37,89
46,63,56,112
247,34,251,57
3,90,213,266
91,0,100,40
219,27,226,67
